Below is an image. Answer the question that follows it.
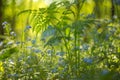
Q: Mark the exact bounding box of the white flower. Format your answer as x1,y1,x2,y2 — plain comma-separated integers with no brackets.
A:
2,21,7,26
10,31,16,36
0,42,3,46
113,15,117,19
7,41,14,45
9,59,14,64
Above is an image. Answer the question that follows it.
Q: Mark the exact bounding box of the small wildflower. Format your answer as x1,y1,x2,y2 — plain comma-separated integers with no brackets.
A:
26,25,32,29
31,39,36,44
2,21,7,26
27,56,31,59
33,49,41,53
10,31,16,36
24,25,32,32
18,58,22,62
0,42,3,46
10,31,14,35
13,33,16,36
82,44,89,51
7,41,14,45
102,69,109,75
41,26,56,40
9,59,14,65
113,15,117,19
52,68,57,73
83,58,93,64
16,41,20,45
47,49,53,56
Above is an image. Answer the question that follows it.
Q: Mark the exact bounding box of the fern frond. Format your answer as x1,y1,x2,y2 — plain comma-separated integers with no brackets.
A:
17,9,37,16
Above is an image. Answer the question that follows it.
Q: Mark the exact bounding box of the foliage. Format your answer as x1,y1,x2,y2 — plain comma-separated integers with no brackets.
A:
0,0,120,80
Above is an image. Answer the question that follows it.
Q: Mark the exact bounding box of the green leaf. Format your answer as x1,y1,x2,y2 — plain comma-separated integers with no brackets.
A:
17,9,35,16
0,47,19,60
61,16,72,21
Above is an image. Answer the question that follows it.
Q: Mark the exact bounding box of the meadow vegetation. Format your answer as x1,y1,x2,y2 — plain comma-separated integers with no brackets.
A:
0,0,120,80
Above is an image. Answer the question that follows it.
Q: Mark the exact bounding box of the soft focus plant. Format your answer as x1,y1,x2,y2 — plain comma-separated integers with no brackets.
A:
0,0,120,80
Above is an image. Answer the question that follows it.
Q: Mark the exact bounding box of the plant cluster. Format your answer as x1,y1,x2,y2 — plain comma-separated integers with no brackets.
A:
0,0,120,80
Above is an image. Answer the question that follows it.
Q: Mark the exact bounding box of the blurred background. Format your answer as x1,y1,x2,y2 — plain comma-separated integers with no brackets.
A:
0,0,120,79
0,0,120,39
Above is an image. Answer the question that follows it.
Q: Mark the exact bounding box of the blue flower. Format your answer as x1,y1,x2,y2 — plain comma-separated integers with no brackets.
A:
47,49,53,56
52,68,57,73
102,69,109,75
16,41,20,45
2,21,8,29
83,58,93,64
10,31,16,36
33,49,41,53
31,39,36,44
26,25,32,29
24,25,32,32
2,21,7,26
41,25,56,40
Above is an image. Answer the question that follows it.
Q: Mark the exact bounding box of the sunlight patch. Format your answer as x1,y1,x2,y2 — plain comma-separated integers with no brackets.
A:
45,0,53,5
33,0,38,2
